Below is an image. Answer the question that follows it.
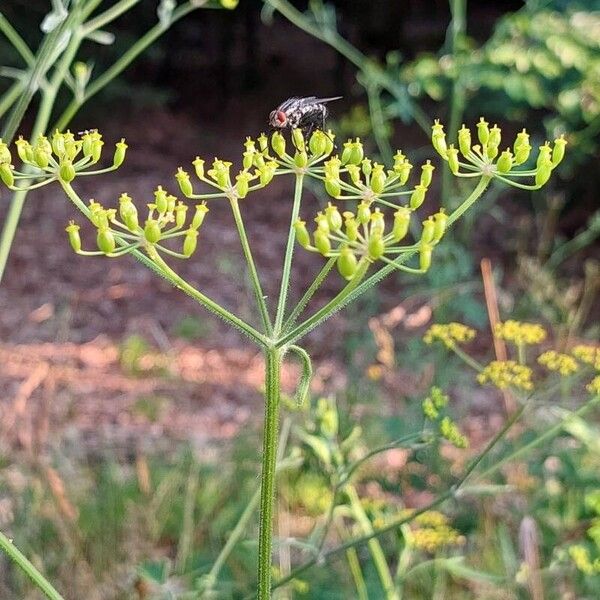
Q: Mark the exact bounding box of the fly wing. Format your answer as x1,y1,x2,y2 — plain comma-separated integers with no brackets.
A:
298,96,342,106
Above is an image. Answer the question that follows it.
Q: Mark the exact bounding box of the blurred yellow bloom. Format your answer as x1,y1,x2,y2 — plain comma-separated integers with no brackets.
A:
423,322,476,348
569,545,600,575
494,320,546,345
538,351,579,376
572,345,600,370
587,375,600,396
477,360,534,391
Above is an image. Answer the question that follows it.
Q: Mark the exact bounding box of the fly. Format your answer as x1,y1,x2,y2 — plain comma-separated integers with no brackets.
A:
268,96,342,139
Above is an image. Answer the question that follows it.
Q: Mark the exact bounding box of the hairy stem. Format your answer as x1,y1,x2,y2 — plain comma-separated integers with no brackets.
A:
257,347,282,599
230,197,273,335
274,173,303,334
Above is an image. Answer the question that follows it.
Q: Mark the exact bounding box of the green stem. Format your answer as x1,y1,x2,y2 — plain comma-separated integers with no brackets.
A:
257,347,282,599
0,531,64,600
366,83,392,163
0,13,34,66
282,257,335,333
230,197,273,335
346,485,399,600
54,1,200,130
81,0,142,36
0,81,23,119
275,257,369,348
274,173,304,334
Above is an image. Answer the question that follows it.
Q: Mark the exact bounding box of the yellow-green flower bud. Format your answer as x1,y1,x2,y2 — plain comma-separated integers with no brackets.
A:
154,186,169,213
52,132,65,156
65,221,81,253
368,233,385,260
242,151,254,170
0,162,14,187
119,194,139,231
325,203,343,231
59,160,75,183
410,184,427,210
536,144,552,169
552,135,567,167
33,145,50,169
294,219,311,249
175,168,193,197
344,214,359,241
315,212,330,233
446,146,459,175
486,141,499,160
243,137,256,153
476,117,490,146
370,164,386,194
357,200,371,224
325,176,341,198
0,141,11,164
183,228,198,257
420,160,434,188
514,129,530,152
259,163,276,186
370,208,385,236
91,139,103,163
144,219,162,244
235,172,251,198
309,131,327,156
113,139,127,168
361,158,372,177
496,149,513,174
82,133,93,157
458,125,471,158
324,156,341,178
514,143,531,165
220,0,239,8
271,132,286,158
209,159,231,188
337,247,358,280
432,120,447,158
257,133,268,152
292,128,305,151
192,157,205,179
97,228,116,254
16,138,31,163
392,207,410,242
488,125,501,148
167,194,176,214
396,161,412,185
347,164,362,186
294,150,308,169
253,152,266,170
174,202,188,228
421,217,435,244
432,210,448,243
314,229,331,255
192,203,209,229
420,243,432,271
535,161,553,187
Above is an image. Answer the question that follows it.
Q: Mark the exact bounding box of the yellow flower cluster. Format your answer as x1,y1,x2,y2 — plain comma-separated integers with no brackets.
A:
423,323,476,349
477,360,534,391
572,345,600,370
439,416,469,448
538,351,579,376
569,545,600,575
494,320,547,346
396,510,465,553
587,375,600,396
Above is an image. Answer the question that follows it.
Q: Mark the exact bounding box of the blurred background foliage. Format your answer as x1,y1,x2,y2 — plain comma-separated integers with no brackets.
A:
0,1,599,599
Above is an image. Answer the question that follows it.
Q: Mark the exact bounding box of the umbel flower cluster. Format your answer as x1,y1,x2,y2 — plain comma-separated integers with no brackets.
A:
0,119,564,284
424,320,600,395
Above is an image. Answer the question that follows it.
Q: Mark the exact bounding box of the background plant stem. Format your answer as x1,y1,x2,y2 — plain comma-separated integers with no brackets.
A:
0,531,64,600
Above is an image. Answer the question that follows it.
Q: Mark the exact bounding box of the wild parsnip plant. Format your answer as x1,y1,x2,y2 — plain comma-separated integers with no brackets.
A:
0,120,567,599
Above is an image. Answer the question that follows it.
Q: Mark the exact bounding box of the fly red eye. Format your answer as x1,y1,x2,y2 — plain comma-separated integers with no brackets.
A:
276,111,286,124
